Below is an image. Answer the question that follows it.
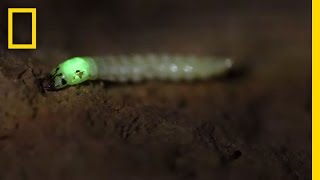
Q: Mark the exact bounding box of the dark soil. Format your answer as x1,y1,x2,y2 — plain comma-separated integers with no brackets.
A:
0,0,311,179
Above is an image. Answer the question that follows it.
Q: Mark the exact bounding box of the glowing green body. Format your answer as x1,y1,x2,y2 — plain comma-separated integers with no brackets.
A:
49,57,97,89
47,55,233,90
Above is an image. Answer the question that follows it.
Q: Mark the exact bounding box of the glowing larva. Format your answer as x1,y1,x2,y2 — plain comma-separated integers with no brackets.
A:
43,54,233,90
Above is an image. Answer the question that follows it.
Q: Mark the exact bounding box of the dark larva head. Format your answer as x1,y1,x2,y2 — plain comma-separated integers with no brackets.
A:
42,70,69,91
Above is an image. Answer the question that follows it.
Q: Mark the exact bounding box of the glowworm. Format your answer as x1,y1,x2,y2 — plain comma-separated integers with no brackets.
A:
43,54,233,90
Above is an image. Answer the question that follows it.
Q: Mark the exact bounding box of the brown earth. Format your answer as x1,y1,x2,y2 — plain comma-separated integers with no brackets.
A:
0,0,311,179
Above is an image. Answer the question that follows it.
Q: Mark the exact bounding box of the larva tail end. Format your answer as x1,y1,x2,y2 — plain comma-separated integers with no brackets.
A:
225,58,233,69
218,59,252,81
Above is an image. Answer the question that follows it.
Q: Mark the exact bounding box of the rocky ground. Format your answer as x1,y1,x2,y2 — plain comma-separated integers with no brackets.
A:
0,0,311,179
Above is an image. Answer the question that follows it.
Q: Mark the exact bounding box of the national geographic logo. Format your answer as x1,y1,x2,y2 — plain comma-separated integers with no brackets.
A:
8,8,36,49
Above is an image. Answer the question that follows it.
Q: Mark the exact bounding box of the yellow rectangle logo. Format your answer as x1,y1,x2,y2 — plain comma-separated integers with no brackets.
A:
8,8,36,49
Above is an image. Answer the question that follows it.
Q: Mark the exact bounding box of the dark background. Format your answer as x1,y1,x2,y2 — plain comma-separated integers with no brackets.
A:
0,0,311,179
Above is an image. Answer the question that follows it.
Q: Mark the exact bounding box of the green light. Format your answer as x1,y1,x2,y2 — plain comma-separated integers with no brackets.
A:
50,57,92,89
59,57,91,84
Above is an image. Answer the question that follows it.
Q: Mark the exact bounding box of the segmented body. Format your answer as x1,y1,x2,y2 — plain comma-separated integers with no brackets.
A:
45,54,233,90
92,54,233,82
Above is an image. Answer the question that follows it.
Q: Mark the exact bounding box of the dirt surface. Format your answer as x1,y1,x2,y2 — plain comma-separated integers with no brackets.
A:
0,0,311,179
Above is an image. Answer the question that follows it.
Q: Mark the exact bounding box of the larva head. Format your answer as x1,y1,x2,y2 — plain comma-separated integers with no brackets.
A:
44,57,93,90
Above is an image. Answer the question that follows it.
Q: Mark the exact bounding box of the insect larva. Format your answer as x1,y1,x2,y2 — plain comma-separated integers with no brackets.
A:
43,54,233,90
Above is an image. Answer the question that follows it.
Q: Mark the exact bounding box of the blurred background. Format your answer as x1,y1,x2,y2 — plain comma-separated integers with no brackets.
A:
0,0,311,179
